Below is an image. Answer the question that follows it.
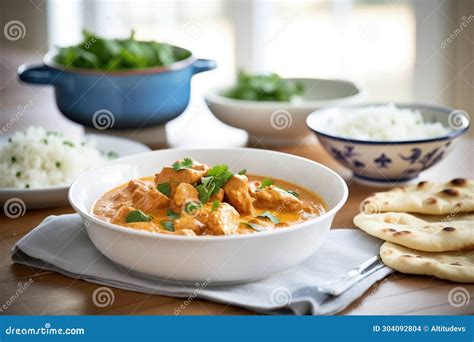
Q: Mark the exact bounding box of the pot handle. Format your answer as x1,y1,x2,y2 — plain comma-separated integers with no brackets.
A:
18,64,61,85
192,59,217,75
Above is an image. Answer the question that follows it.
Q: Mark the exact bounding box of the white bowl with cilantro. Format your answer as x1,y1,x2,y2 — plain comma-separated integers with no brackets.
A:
69,148,348,283
205,72,365,146
0,127,150,209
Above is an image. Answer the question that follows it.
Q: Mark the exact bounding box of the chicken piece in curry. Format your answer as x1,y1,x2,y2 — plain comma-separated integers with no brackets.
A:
93,158,326,236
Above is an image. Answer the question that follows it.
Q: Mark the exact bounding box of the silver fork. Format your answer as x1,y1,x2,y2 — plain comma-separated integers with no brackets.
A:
317,255,385,296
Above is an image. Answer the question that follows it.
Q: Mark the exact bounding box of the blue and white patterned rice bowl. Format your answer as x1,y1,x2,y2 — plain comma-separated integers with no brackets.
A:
306,103,470,186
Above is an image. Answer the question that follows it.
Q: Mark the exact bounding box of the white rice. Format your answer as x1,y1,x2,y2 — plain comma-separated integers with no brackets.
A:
0,127,107,189
319,103,450,141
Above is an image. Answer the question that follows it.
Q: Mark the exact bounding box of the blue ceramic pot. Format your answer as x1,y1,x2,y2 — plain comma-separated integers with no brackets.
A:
18,48,216,129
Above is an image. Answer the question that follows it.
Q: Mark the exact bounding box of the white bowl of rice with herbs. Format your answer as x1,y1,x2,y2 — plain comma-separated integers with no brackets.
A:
307,103,470,185
0,127,150,208
0,127,108,189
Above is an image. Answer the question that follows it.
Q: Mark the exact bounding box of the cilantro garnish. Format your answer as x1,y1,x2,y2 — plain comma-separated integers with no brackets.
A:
63,140,75,147
166,209,180,220
259,178,274,189
157,182,172,197
184,201,202,215
257,211,280,224
172,158,193,171
107,151,118,159
126,210,152,223
160,220,175,232
242,221,267,232
211,200,220,211
195,164,233,203
196,185,211,204
285,189,300,198
278,186,300,198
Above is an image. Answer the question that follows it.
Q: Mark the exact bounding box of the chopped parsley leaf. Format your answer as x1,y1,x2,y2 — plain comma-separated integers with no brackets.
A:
195,164,233,203
160,220,175,232
166,209,180,220
257,211,280,224
211,200,220,211
126,210,152,223
242,221,267,232
278,186,300,198
157,182,171,197
196,185,211,203
259,178,274,189
184,201,202,214
285,189,300,198
172,158,193,171
107,151,118,159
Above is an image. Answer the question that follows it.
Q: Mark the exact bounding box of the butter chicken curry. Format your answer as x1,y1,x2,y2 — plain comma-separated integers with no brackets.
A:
93,158,326,236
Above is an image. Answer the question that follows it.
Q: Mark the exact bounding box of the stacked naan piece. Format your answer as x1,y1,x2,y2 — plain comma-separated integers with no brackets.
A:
354,178,474,283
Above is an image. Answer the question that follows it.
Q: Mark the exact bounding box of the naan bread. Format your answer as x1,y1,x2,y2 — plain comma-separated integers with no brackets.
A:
354,212,474,252
380,242,474,283
360,178,474,215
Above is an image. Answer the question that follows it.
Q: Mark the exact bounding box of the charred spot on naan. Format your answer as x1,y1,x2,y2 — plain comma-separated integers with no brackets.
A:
450,178,467,187
462,243,474,250
393,230,412,236
417,181,429,188
442,226,456,232
440,188,459,197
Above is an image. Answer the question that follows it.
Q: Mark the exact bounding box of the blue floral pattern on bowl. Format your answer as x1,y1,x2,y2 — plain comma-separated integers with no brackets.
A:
322,141,453,182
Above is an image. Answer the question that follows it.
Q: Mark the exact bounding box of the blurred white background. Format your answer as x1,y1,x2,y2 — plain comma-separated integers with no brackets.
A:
1,0,473,144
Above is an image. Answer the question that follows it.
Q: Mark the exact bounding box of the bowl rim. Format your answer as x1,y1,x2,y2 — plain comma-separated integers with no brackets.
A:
205,78,365,109
68,147,349,242
306,102,470,145
43,46,196,76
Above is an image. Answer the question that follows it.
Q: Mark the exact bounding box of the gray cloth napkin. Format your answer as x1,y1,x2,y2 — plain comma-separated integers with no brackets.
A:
11,214,393,315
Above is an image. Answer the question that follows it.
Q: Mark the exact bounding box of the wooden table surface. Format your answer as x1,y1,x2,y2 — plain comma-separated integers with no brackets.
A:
1,136,473,315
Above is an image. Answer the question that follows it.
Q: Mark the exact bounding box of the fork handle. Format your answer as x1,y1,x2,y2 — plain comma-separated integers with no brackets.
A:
317,256,384,296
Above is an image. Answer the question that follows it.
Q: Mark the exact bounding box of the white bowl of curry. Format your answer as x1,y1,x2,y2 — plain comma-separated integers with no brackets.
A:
69,148,348,283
